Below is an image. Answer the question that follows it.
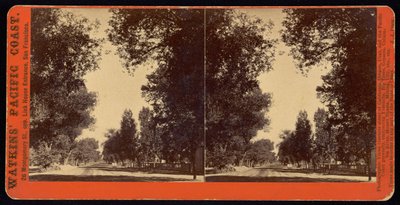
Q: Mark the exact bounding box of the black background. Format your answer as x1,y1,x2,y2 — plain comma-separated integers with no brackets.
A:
1,0,399,204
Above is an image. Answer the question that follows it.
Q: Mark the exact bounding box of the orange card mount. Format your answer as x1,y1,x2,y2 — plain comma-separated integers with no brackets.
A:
6,5,394,200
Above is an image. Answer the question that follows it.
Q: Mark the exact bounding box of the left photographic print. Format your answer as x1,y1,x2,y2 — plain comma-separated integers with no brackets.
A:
29,8,205,182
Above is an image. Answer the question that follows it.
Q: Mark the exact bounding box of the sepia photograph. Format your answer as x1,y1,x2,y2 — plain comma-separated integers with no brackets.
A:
27,7,376,183
28,8,205,182
205,8,377,182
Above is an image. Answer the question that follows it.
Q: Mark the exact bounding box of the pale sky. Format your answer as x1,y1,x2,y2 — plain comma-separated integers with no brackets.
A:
66,8,330,151
68,9,153,146
242,9,330,149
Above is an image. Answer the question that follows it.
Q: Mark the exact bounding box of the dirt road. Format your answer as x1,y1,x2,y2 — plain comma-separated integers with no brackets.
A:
29,162,203,182
206,166,375,182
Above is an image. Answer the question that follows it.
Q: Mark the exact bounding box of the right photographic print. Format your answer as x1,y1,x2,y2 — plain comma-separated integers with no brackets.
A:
205,8,377,182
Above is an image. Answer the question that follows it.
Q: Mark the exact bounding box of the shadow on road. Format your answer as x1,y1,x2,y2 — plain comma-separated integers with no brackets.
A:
29,163,201,181
253,167,372,177
81,163,194,176
205,176,362,182
29,174,194,182
91,166,192,176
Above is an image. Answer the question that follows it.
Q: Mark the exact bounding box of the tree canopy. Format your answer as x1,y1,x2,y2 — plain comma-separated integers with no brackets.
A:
73,138,101,165
107,9,276,171
137,107,162,163
29,8,102,169
30,8,102,148
205,10,275,168
277,130,295,165
282,8,376,179
102,110,138,164
244,139,275,167
293,111,313,163
108,10,204,172
30,136,100,168
277,111,312,166
312,108,338,167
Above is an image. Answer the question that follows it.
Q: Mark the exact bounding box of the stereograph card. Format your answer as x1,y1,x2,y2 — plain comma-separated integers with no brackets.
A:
5,5,395,200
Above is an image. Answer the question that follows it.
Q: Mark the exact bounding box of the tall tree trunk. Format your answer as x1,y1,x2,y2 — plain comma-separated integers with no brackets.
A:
240,151,247,166
328,162,331,174
64,150,73,165
367,149,372,181
153,153,157,168
153,122,157,169
192,149,197,180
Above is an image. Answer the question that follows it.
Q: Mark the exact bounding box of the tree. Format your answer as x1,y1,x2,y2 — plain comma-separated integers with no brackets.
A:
292,111,313,166
313,108,338,171
277,130,295,165
108,9,276,176
51,135,76,165
30,141,60,169
101,110,138,166
30,8,102,152
137,107,162,166
282,8,376,180
102,129,121,164
206,87,272,168
277,111,313,168
108,9,204,179
244,139,275,167
72,138,101,165
207,135,245,169
205,10,275,169
118,110,138,164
